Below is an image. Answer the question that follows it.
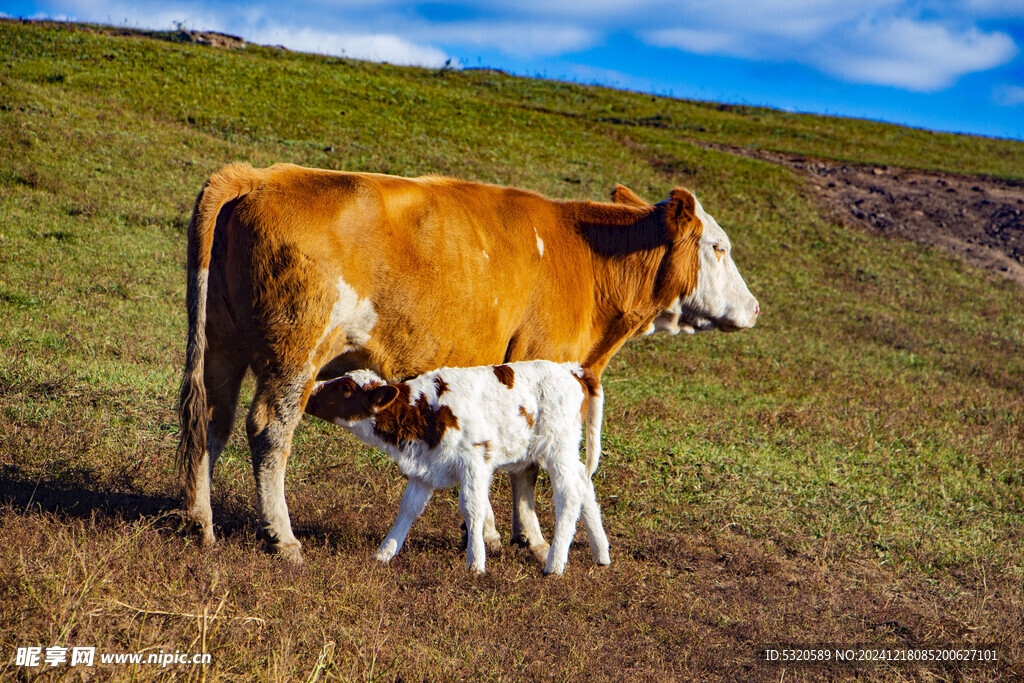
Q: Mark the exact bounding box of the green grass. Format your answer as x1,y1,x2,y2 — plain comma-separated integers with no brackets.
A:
1,19,1022,681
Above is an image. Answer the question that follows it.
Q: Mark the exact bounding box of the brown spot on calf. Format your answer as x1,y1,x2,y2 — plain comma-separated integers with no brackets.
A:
572,367,601,419
373,385,460,449
493,364,515,389
474,440,493,463
518,405,535,428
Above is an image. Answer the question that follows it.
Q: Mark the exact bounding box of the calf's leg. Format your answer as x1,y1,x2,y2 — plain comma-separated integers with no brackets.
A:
459,467,493,574
377,477,433,562
543,455,585,575
579,467,611,566
482,502,502,553
509,465,550,562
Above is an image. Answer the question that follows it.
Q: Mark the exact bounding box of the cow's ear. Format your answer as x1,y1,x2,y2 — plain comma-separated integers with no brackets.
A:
369,384,400,410
665,188,698,239
610,184,648,208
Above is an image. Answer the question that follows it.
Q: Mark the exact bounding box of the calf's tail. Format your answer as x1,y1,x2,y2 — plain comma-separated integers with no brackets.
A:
572,367,604,478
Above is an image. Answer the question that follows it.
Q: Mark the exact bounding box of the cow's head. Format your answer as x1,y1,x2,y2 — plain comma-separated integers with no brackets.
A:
611,185,759,335
659,188,759,334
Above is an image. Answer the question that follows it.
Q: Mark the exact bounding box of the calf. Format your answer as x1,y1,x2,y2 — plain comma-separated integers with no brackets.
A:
305,361,610,575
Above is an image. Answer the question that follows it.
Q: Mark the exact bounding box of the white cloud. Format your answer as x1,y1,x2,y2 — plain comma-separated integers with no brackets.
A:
816,19,1018,91
994,84,1024,106
647,27,739,56
36,1,455,67
416,22,597,58
249,25,452,66
643,5,1018,92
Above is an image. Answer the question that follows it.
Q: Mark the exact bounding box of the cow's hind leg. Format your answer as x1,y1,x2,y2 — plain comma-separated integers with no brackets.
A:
246,367,310,564
509,465,550,562
184,350,247,547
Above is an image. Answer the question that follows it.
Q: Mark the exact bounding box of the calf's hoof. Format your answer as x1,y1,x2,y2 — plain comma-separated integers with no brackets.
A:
375,539,399,563
542,562,565,576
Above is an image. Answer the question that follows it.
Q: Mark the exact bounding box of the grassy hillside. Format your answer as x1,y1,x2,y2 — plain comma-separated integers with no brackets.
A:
1,19,1022,681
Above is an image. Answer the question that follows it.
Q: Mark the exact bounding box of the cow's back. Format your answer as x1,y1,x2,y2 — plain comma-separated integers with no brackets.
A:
212,165,595,380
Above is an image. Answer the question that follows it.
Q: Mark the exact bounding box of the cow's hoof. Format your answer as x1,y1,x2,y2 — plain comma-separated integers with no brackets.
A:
484,534,502,555
530,542,551,565
276,542,304,565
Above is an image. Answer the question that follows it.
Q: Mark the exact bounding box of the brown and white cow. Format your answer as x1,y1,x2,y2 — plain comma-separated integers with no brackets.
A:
177,163,758,563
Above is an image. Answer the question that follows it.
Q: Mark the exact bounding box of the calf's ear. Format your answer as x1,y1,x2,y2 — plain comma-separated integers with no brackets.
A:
369,385,400,410
664,188,699,240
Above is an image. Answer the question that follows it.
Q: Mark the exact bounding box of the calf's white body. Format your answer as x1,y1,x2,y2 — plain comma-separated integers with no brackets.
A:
306,360,610,575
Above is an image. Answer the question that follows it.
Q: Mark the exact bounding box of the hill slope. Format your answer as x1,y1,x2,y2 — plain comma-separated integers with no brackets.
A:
1,20,1022,681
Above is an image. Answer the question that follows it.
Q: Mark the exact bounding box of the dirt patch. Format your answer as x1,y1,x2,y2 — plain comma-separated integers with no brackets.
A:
704,143,1024,286
173,30,246,49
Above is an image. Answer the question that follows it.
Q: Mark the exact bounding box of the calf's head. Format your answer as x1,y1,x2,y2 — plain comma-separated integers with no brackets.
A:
306,377,399,427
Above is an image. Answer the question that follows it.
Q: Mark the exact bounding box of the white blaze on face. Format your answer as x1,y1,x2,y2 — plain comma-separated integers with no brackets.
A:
678,198,759,332
534,227,544,257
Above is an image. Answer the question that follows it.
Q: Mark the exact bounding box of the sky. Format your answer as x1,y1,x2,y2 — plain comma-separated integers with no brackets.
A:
3,1,1024,140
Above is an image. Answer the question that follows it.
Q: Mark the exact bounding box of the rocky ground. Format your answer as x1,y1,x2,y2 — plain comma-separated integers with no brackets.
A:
709,144,1024,286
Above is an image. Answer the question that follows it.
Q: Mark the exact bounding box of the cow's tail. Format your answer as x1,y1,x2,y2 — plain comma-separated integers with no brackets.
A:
572,366,604,478
176,163,262,509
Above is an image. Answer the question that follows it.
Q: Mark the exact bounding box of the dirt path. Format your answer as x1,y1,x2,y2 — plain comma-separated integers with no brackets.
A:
704,143,1024,286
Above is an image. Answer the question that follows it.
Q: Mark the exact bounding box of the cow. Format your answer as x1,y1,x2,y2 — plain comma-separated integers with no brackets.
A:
305,361,609,575
176,163,759,563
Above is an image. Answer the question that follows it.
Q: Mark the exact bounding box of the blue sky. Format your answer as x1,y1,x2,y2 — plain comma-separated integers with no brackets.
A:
4,1,1024,140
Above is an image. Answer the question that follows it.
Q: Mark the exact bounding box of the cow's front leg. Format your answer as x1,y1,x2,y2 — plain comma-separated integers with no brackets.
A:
509,465,550,562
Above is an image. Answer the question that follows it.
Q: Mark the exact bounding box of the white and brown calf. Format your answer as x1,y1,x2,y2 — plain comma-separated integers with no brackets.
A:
305,361,610,575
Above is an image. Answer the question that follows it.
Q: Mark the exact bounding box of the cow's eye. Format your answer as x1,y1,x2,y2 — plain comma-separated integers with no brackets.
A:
712,243,726,254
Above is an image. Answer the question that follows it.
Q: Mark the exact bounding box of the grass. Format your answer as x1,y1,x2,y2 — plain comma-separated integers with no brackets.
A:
1,18,1023,681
